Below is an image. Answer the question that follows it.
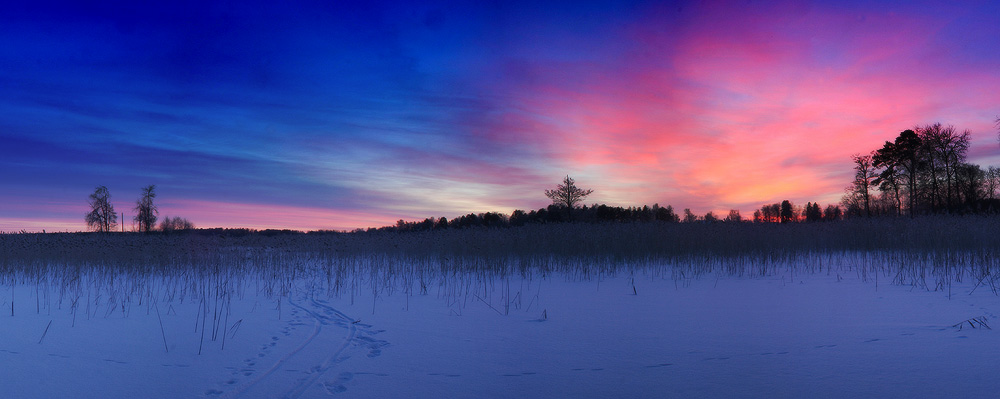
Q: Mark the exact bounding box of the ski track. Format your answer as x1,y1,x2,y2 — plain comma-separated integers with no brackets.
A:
216,289,383,399
281,296,357,398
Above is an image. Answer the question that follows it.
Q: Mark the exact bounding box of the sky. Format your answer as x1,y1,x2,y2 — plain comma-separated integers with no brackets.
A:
2,0,1000,232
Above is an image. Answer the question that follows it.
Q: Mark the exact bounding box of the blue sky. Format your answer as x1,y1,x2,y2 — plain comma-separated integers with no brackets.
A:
2,0,999,231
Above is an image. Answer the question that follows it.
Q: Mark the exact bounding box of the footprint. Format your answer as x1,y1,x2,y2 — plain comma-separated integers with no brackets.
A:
321,372,354,394
324,384,348,394
205,389,224,396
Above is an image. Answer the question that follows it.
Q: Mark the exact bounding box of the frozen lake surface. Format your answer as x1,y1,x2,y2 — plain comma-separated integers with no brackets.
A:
1,254,999,398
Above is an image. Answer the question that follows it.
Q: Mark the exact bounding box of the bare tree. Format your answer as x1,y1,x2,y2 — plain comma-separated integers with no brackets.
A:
850,153,875,217
724,209,742,222
545,176,593,209
159,216,194,232
133,185,158,233
986,166,1000,202
918,123,970,212
682,208,698,223
757,203,781,223
85,186,117,232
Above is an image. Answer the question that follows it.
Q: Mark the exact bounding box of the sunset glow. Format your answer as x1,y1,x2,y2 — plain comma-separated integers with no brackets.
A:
2,1,999,231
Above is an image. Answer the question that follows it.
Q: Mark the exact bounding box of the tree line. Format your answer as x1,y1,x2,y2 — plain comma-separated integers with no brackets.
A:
383,121,1000,233
381,200,848,233
85,185,194,232
379,176,737,233
82,120,997,234
842,123,1000,217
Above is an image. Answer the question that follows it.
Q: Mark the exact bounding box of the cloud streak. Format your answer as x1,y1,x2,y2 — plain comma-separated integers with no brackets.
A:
2,1,999,231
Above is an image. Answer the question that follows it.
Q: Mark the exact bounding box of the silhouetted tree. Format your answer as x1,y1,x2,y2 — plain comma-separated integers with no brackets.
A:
873,141,904,216
757,203,781,223
847,154,875,217
986,166,1000,202
892,130,922,217
918,124,970,212
823,204,842,221
639,205,653,222
482,212,506,227
434,217,449,230
841,123,987,217
544,176,593,209
85,186,116,232
159,216,194,231
779,200,794,223
703,211,718,222
654,204,679,222
682,208,698,223
133,185,158,232
803,202,822,222
724,209,742,222
955,163,985,210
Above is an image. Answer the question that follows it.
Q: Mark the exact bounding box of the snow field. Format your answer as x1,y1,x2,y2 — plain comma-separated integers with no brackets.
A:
0,252,998,398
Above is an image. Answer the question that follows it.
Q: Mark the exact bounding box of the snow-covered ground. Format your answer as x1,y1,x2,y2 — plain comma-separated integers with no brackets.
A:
1,256,998,398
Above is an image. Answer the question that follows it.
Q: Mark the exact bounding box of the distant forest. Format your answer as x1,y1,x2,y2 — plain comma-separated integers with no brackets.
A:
382,122,1000,233
63,121,998,235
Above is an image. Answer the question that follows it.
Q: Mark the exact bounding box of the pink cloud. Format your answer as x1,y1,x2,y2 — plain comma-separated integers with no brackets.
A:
477,1,1000,215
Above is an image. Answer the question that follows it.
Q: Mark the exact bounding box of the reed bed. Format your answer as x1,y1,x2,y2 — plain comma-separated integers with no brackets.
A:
1,216,998,320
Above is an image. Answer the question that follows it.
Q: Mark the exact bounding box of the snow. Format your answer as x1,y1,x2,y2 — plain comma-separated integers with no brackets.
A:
1,256,998,398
